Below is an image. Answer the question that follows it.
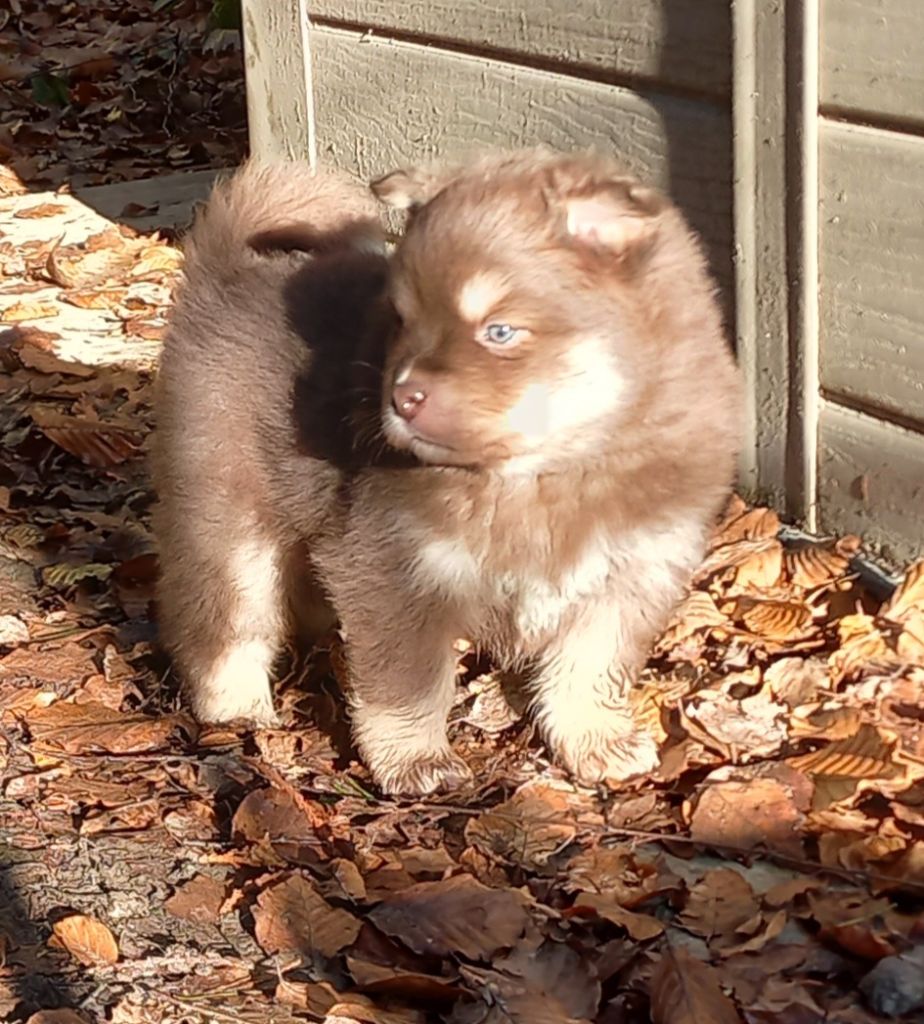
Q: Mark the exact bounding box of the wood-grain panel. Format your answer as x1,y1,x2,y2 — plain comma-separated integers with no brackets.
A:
241,0,314,162
822,0,924,127
818,400,924,566
820,120,924,428
311,1,731,97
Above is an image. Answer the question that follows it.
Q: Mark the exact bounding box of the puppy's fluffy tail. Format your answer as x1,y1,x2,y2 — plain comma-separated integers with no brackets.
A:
182,160,384,279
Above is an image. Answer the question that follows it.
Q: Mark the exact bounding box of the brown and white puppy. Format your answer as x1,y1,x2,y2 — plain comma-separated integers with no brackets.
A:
154,150,741,796
152,160,390,726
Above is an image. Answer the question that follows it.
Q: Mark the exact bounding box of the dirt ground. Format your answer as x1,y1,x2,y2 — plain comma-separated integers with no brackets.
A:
2,3,924,1024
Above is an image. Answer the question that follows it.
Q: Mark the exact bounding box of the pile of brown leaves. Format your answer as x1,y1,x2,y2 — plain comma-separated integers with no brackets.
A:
2,184,924,1024
0,0,246,190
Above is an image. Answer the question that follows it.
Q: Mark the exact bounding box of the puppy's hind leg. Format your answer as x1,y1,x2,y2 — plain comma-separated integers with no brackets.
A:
159,528,287,728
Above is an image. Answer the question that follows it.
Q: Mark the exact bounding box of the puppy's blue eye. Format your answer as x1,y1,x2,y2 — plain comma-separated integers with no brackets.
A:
485,323,518,345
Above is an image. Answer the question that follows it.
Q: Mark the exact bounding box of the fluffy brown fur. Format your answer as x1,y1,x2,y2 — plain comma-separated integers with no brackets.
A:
153,150,741,795
152,161,390,725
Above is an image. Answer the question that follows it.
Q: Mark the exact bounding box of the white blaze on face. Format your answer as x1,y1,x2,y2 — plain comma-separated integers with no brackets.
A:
505,381,552,439
456,272,508,323
551,334,625,436
505,335,624,448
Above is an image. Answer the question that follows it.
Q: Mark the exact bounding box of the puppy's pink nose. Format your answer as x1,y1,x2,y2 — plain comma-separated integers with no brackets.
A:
393,381,428,421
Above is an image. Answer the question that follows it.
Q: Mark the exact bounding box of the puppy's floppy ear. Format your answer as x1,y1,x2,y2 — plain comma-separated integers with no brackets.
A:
370,167,444,211
557,180,665,255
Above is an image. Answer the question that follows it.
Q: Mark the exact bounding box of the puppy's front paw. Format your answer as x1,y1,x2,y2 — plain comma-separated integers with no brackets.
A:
374,747,473,797
188,645,280,729
553,728,660,786
192,689,281,729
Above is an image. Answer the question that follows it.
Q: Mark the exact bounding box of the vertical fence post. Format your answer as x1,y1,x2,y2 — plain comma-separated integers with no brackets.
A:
788,0,820,531
241,0,316,166
732,0,820,525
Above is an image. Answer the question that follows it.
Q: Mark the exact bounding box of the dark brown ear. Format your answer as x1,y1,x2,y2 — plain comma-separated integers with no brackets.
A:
558,180,665,254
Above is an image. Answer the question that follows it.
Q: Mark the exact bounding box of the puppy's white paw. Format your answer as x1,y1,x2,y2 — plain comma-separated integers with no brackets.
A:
193,689,281,729
188,640,280,728
372,747,473,797
553,727,660,786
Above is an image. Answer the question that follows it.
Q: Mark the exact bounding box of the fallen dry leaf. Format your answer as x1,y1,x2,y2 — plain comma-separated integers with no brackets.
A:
16,337,96,377
163,800,220,844
721,907,788,956
789,723,900,809
50,913,119,966
564,844,680,909
277,977,425,1024
0,641,100,689
369,874,531,960
231,785,330,864
121,318,166,341
0,614,29,645
809,891,901,961
681,689,788,760
42,561,114,588
697,537,779,583
28,701,196,754
786,543,851,589
788,702,864,741
689,766,810,857
731,541,784,592
165,874,227,925
714,504,781,546
884,560,924,621
2,299,59,322
14,203,70,219
25,1012,90,1024
465,779,595,870
733,596,816,642
764,657,829,707
829,612,895,682
60,287,128,310
897,611,924,662
362,847,459,900
462,940,601,1023
650,945,742,1024
660,591,729,647
253,873,361,958
463,672,522,733
678,868,760,947
130,244,183,277
570,891,664,940
30,408,143,467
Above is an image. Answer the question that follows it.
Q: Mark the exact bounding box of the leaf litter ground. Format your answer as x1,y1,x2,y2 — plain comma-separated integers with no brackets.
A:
2,29,924,1024
1,0,246,191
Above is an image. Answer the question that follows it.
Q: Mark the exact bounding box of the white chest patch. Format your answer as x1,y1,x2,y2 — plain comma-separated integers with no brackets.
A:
411,529,617,640
411,514,708,645
507,538,616,639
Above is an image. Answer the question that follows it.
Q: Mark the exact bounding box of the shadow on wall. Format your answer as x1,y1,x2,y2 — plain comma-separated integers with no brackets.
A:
656,0,735,325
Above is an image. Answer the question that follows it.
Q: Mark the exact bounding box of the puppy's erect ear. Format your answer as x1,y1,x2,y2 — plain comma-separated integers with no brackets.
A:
558,180,665,255
370,167,444,211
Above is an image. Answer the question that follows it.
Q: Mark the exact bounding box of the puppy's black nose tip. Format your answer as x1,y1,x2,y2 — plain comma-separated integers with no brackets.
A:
393,382,427,421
